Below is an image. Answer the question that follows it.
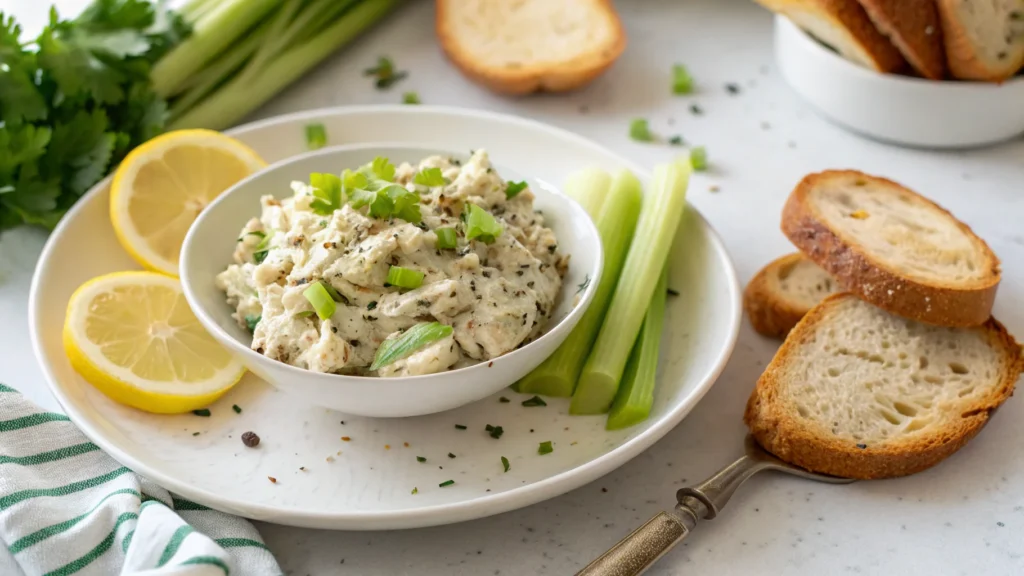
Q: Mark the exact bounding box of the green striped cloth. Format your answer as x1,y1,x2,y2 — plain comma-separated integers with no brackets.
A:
0,385,282,575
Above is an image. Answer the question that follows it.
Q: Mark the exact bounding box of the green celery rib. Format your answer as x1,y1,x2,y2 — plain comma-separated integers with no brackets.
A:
572,160,690,414
152,0,281,97
563,167,611,219
606,265,668,430
516,170,643,397
168,20,267,115
169,0,400,131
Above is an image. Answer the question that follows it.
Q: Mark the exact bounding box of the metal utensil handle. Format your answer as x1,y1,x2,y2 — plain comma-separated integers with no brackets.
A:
575,510,694,576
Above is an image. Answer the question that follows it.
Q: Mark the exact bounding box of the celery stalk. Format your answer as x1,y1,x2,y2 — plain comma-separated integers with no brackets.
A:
169,0,399,131
516,170,643,397
563,168,611,219
572,160,690,414
152,0,281,97
606,265,668,429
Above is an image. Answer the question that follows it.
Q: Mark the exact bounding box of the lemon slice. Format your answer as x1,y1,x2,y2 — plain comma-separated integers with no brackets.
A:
110,129,265,276
63,271,245,414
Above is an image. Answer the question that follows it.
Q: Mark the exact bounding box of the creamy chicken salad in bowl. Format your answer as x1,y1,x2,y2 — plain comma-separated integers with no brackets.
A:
180,145,602,417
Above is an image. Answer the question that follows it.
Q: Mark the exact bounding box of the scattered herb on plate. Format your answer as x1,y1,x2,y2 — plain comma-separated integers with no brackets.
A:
232,404,242,414
416,456,427,463
629,118,654,142
411,487,418,494
538,441,554,455
485,424,504,439
305,123,327,150
364,56,407,89
501,456,510,473
505,181,528,199
439,479,455,488
192,409,210,417
402,91,421,104
668,135,684,146
690,146,708,171
672,64,694,95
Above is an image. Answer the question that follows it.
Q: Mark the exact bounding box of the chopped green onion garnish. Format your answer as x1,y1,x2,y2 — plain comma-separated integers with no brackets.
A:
629,118,654,142
416,456,426,463
463,203,503,244
455,424,467,430
303,282,336,320
690,146,708,171
294,310,316,318
485,424,504,439
414,167,446,186
232,404,242,414
386,266,425,290
435,227,457,249
310,173,343,215
672,64,694,95
505,181,528,199
439,480,455,488
403,91,421,105
318,281,345,303
538,441,553,455
244,314,261,332
501,456,510,472
193,409,211,417
669,135,684,146
306,123,327,150
370,322,453,371
522,396,547,407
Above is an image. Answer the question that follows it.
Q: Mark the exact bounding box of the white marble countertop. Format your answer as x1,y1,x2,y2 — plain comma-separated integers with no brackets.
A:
5,0,1024,573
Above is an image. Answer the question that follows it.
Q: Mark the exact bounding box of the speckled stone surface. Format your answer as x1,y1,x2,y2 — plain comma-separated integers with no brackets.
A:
5,0,1024,574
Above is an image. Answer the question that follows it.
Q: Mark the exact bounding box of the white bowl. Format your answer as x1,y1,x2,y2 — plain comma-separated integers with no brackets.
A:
775,15,1024,149
180,144,603,418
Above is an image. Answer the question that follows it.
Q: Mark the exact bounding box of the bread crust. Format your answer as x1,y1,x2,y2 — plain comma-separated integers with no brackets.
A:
935,0,1024,82
744,253,817,339
435,0,627,95
855,0,946,79
781,170,1000,327
745,293,1023,479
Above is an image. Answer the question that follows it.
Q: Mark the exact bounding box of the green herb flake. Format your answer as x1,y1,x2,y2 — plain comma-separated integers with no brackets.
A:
367,301,378,311
447,452,456,459
522,396,547,407
192,409,211,417
309,172,343,215
305,123,327,150
668,135,684,146
505,181,528,199
416,456,426,463
364,56,408,89
439,479,455,488
499,396,510,403
455,424,467,430
672,64,694,95
232,404,242,414
485,424,504,439
371,322,454,371
411,487,419,494
629,118,654,142
690,146,708,171
403,91,421,105
414,167,446,187
501,456,510,473
244,315,261,332
538,441,554,455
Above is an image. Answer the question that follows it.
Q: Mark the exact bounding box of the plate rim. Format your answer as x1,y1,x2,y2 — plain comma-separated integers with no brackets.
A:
28,105,742,529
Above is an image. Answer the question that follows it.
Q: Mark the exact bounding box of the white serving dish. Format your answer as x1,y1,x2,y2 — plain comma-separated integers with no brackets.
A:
774,15,1024,149
180,144,603,418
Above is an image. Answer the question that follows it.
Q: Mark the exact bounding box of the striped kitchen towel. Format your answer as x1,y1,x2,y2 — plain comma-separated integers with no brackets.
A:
0,384,282,575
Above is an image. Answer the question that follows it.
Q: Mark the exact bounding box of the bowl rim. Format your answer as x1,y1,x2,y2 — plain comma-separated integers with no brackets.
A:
776,14,1024,90
179,142,605,383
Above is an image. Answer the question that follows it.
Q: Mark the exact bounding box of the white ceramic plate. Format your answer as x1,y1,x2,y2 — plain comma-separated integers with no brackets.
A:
29,106,741,530
775,16,1024,149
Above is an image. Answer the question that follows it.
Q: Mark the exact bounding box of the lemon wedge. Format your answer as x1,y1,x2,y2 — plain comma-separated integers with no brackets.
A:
110,129,265,276
63,271,245,414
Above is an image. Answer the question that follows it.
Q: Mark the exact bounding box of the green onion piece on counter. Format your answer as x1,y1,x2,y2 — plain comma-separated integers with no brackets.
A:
538,441,553,455
572,160,691,414
505,181,528,199
463,203,503,244
306,123,327,150
310,172,343,214
303,282,336,320
414,167,446,186
690,146,708,171
370,322,453,371
516,170,643,397
386,266,424,290
672,64,694,95
606,266,669,430
435,227,457,249
563,168,612,219
629,118,654,142
501,456,510,472
244,314,261,332
403,91,421,104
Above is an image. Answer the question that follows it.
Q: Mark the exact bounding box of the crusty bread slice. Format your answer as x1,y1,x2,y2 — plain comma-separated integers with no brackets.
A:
745,253,839,338
754,0,907,73
435,0,626,95
855,0,947,79
782,170,1000,327
936,0,1024,82
745,294,1022,479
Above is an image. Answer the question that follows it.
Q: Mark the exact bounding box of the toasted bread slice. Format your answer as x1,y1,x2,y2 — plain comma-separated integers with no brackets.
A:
745,294,1022,479
754,0,907,73
782,170,1000,327
435,0,626,95
936,0,1024,82
745,253,839,338
855,0,947,79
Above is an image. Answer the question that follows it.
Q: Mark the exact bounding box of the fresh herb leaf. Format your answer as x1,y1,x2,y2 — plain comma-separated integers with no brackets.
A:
629,118,654,142
369,157,396,182
505,181,528,199
522,396,547,407
411,487,419,494
305,123,327,150
364,56,407,89
416,456,426,463
371,322,453,371
232,404,242,414
413,167,446,187
402,91,421,105
367,301,378,311
485,424,504,439
309,172,343,215
672,64,694,95
538,441,553,455
463,203,503,244
244,314,261,332
501,456,510,472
